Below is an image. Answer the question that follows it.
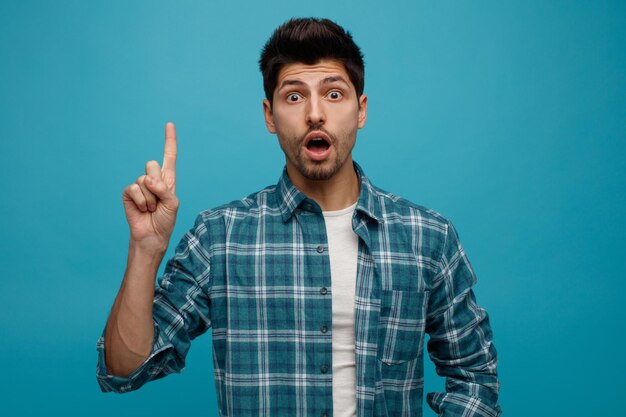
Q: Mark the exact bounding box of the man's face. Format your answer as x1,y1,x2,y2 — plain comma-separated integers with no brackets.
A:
263,60,367,182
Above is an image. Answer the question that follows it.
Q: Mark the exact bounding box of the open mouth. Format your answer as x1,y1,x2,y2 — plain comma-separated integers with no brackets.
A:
303,132,332,161
306,137,331,152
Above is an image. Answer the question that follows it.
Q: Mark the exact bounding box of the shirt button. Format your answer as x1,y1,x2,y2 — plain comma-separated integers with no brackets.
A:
316,245,325,253
320,364,329,373
321,413,328,417
320,287,328,295
320,325,328,333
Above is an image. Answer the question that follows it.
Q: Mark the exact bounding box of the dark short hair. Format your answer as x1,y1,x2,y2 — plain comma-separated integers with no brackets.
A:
259,18,365,105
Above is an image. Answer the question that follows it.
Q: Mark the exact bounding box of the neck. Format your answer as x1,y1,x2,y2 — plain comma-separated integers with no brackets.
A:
286,158,360,211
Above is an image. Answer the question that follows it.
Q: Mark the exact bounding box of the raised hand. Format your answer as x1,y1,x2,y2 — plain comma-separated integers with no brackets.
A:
122,122,179,254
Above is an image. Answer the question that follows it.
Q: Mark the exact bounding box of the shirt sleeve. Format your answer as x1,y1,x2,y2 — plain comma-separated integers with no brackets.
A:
96,214,213,393
425,220,502,417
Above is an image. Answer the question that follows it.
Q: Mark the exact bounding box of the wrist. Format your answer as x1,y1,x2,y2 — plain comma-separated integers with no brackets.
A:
128,239,167,266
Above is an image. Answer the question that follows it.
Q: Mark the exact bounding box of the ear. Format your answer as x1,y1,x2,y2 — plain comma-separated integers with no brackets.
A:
263,99,276,133
357,94,368,129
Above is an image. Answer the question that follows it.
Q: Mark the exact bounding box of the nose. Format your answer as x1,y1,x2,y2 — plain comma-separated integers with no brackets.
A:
306,97,326,126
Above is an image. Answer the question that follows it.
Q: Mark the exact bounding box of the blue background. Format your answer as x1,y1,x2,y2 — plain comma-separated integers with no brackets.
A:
1,1,624,415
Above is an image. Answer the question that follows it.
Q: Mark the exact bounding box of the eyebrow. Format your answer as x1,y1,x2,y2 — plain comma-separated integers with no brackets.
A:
320,75,349,86
278,76,350,90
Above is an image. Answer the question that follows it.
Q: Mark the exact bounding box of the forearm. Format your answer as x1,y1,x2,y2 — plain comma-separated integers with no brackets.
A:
426,291,500,417
104,243,164,377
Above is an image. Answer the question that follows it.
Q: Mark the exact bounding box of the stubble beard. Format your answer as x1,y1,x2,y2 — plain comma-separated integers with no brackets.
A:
282,126,356,181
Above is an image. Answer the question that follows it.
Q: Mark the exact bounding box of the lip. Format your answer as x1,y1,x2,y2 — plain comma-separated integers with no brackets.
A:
303,130,333,161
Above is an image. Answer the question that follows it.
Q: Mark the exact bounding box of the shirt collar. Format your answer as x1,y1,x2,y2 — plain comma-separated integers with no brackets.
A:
276,161,385,224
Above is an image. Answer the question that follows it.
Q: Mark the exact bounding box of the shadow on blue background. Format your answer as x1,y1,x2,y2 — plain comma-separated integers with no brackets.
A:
1,1,624,416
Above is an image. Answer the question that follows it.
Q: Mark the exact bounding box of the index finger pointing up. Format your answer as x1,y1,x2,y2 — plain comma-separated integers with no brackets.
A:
162,122,177,172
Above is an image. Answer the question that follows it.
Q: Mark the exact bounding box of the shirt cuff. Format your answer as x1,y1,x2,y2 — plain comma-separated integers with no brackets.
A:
427,392,502,417
95,321,175,393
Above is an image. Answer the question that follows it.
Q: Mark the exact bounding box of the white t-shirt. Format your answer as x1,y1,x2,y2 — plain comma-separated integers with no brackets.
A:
323,202,359,417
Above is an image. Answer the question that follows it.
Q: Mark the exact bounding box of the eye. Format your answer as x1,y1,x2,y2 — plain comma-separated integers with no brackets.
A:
327,90,343,100
287,93,302,102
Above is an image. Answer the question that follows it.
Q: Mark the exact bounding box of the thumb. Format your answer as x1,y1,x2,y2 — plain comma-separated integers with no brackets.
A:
145,175,179,211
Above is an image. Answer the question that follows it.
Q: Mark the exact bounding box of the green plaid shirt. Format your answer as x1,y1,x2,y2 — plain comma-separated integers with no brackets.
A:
96,163,501,417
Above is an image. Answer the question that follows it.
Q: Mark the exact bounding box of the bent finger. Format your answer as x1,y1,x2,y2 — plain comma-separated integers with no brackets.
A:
123,184,148,212
145,160,162,178
136,175,157,212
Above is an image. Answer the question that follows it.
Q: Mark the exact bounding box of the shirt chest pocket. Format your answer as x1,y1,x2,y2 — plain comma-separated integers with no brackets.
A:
378,289,429,365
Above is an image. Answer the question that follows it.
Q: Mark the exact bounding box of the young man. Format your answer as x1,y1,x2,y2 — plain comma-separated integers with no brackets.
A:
97,18,501,417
